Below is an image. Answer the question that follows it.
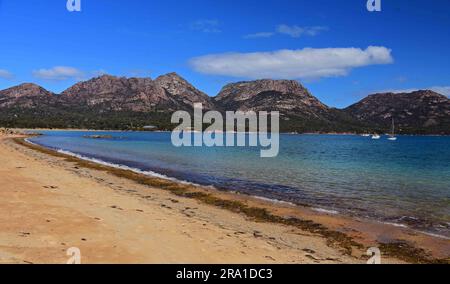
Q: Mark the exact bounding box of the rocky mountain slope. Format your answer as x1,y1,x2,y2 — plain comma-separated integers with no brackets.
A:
60,73,213,112
345,90,450,134
0,83,56,109
215,80,327,114
0,73,215,129
0,74,448,133
215,79,364,132
154,73,214,110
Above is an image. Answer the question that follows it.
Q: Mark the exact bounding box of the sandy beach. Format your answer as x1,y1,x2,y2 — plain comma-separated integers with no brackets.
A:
0,133,448,264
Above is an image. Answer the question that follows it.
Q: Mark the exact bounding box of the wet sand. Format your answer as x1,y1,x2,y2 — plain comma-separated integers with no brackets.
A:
0,134,448,264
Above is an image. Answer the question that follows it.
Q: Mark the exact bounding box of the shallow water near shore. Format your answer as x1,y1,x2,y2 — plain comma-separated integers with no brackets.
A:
28,131,450,238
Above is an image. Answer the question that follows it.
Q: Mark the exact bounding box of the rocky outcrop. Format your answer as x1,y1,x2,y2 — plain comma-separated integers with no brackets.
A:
60,74,213,112
344,90,450,134
215,79,329,116
60,75,166,112
154,73,215,109
213,79,362,133
0,83,55,108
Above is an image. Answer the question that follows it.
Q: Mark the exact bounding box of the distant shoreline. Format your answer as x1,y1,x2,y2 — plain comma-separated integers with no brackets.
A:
10,128,450,137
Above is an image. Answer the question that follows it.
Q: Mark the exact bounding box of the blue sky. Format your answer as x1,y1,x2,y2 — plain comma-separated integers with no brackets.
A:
0,0,449,108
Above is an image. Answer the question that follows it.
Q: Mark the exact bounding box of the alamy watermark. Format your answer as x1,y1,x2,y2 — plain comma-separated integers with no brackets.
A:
66,1,381,13
367,0,382,12
66,247,81,264
367,247,382,264
171,103,280,158
67,0,81,12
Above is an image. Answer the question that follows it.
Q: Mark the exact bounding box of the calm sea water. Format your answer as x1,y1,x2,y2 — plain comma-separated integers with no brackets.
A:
29,131,450,237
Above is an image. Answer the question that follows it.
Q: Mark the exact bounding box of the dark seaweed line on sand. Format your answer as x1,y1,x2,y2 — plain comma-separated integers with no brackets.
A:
12,137,449,264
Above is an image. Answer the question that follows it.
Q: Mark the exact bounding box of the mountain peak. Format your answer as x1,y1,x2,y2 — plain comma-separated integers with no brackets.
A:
0,83,53,98
92,74,128,82
154,73,214,109
345,89,450,133
216,79,312,103
58,72,213,111
0,83,55,109
410,89,448,99
96,74,118,80
214,79,322,112
17,82,42,88
155,72,190,85
61,74,132,98
372,89,445,96
158,72,182,78
367,90,449,105
227,78,303,86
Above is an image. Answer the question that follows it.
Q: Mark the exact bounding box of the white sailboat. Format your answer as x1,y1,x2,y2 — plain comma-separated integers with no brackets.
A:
371,134,381,140
388,118,398,141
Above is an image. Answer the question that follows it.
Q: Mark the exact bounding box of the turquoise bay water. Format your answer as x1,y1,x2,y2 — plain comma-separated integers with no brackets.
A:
29,131,450,237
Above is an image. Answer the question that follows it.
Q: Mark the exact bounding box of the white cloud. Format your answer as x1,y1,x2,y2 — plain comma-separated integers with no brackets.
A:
32,66,85,81
245,25,328,40
0,69,13,79
277,25,328,38
190,46,393,80
190,19,221,33
380,86,450,97
244,32,275,39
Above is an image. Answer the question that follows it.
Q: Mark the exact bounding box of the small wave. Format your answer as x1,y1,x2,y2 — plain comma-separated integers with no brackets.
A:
251,195,296,206
382,222,409,229
25,139,205,188
417,230,450,240
24,138,39,146
54,148,202,187
380,221,450,239
312,208,339,215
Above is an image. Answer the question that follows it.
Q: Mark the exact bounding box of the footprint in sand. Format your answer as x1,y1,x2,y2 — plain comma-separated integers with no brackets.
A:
43,185,59,190
265,256,276,261
110,205,124,210
253,231,263,238
302,248,316,254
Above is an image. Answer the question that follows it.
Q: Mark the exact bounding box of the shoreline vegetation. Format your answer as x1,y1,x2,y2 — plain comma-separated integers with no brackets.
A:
3,127,450,137
1,131,447,264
